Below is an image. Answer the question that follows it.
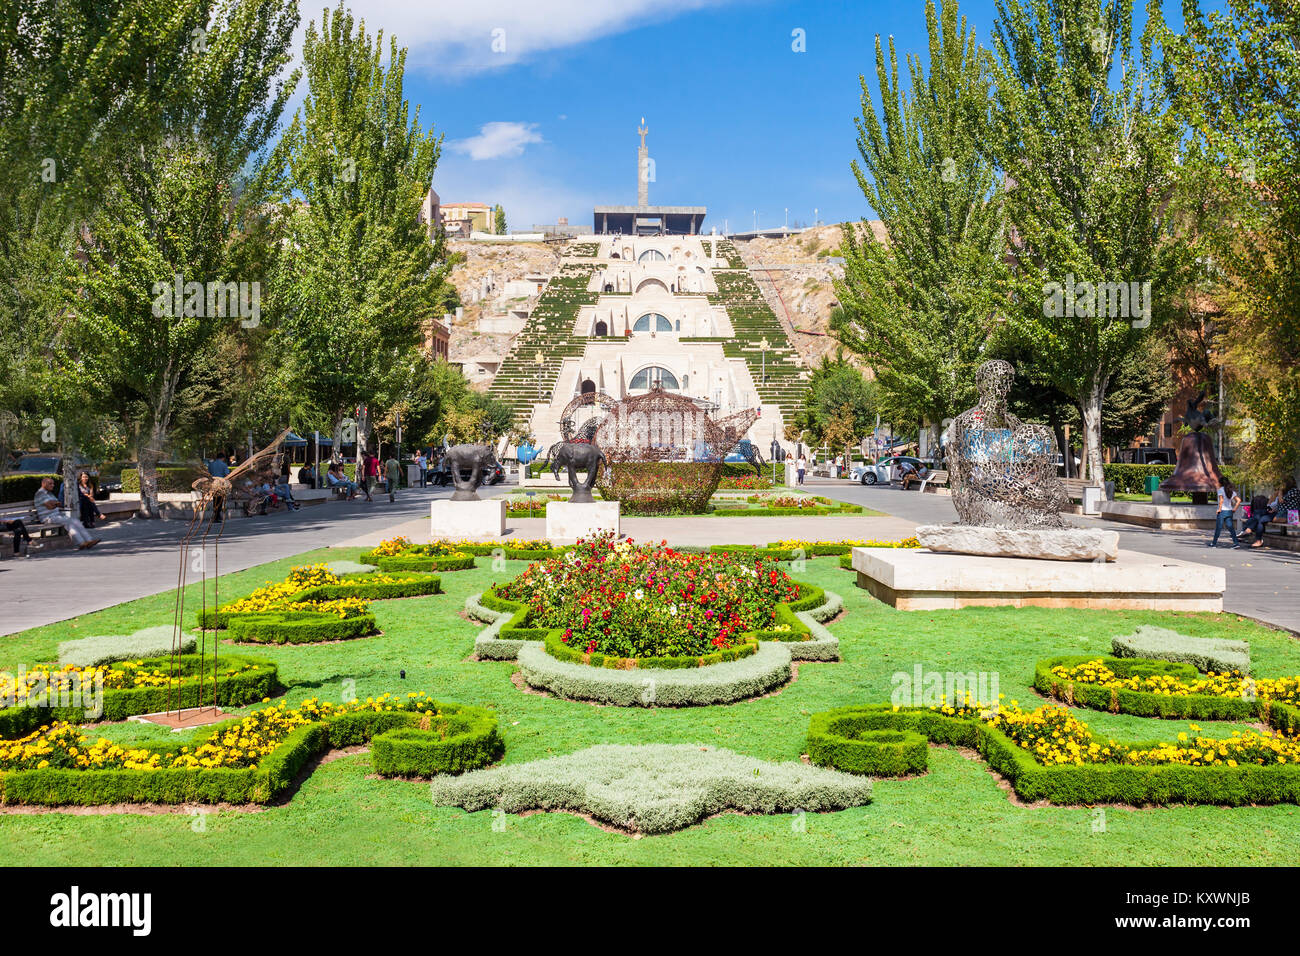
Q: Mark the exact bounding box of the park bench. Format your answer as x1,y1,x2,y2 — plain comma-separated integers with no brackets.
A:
1060,477,1106,515
919,469,949,493
0,499,69,553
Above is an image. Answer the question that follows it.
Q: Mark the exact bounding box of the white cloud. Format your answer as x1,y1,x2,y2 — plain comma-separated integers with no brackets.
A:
450,121,544,160
329,0,743,75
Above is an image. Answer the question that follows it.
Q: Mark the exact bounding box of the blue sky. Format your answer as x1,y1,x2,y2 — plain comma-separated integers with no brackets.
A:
330,0,1196,232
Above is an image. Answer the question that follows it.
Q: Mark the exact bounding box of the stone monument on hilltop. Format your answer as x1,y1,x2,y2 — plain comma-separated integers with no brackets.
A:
916,360,1119,561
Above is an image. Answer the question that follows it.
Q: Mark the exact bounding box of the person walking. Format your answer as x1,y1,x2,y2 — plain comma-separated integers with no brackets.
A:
358,451,376,502
32,477,99,549
796,454,807,486
385,453,401,503
1208,479,1241,548
416,451,428,488
208,452,230,522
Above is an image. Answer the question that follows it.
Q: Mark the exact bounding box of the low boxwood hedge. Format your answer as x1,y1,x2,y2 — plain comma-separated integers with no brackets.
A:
543,632,758,670
1,473,60,504
121,465,204,494
806,712,928,776
807,704,1300,806
225,612,378,644
0,701,502,806
0,653,279,739
370,708,504,777
371,554,475,573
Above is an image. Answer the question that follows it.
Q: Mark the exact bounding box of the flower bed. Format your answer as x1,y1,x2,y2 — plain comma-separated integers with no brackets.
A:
492,534,803,661
708,494,864,517
808,691,1300,805
1035,655,1300,722
596,461,722,515
716,475,774,490
197,564,443,644
0,654,279,738
363,536,564,565
0,693,503,806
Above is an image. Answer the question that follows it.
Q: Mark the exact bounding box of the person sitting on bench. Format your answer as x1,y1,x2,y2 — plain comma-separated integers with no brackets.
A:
326,465,358,499
1,517,32,557
32,477,100,549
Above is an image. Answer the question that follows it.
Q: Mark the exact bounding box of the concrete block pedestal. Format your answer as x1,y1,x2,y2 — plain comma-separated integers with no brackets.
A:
545,501,620,542
430,498,506,539
852,546,1224,612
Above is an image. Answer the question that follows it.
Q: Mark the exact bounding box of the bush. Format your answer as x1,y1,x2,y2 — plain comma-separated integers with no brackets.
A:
1112,626,1251,675
370,707,504,777
0,653,279,739
596,461,722,515
225,612,378,644
1103,462,1246,494
0,473,59,504
543,632,759,670
0,696,499,805
59,625,196,667
806,714,929,776
807,704,1300,806
121,464,205,494
373,554,474,573
1034,655,1266,721
429,743,873,835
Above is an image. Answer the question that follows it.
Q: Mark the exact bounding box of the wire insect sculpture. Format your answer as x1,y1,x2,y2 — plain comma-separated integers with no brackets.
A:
167,427,291,718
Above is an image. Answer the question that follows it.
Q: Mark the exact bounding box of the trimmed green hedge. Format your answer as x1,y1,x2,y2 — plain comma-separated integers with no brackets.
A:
1035,654,1280,723
710,504,863,517
121,465,205,494
0,701,502,806
0,654,279,739
370,554,475,573
543,632,758,669
808,704,1300,806
225,612,378,644
1103,462,1245,495
806,712,928,776
371,708,504,777
1,473,60,504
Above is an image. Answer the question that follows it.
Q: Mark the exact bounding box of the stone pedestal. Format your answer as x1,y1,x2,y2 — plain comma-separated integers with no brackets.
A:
545,501,620,541
1099,500,1219,531
852,547,1224,612
917,525,1119,562
430,498,506,539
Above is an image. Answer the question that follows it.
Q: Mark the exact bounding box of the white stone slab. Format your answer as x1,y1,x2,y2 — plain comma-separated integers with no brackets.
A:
546,500,620,541
916,525,1119,561
430,498,506,539
852,547,1224,612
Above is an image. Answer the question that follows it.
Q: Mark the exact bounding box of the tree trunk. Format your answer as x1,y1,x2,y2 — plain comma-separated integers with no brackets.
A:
136,420,166,519
1080,384,1105,484
61,446,78,513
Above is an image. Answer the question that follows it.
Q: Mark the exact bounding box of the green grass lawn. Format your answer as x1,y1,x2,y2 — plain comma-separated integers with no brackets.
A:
2,550,1298,865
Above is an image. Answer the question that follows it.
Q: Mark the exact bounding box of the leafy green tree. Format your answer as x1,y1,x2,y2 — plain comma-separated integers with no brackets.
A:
270,2,454,455
70,0,299,516
834,0,1005,445
493,203,507,235
799,353,878,446
986,0,1190,480
1158,0,1300,483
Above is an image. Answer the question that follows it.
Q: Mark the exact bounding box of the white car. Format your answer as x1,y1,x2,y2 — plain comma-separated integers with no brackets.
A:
851,456,929,485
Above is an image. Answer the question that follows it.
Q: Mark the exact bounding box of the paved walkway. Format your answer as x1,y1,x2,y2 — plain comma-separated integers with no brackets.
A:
3,476,1296,636
0,485,466,637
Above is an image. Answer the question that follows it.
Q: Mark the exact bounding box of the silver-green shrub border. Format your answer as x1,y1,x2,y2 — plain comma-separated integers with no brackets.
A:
1112,625,1250,675
516,640,793,706
59,626,197,668
430,743,873,834
465,588,841,663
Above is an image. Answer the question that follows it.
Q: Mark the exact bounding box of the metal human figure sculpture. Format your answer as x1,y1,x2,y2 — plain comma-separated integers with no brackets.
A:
169,427,292,718
948,360,1068,529
547,441,606,503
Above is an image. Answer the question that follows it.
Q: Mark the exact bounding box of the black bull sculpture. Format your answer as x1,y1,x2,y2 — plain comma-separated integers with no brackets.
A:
547,441,605,503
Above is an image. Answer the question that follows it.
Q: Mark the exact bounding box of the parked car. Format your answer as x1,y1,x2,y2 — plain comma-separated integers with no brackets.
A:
851,455,929,485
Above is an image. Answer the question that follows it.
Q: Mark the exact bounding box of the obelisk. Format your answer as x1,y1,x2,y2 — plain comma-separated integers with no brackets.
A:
637,118,649,207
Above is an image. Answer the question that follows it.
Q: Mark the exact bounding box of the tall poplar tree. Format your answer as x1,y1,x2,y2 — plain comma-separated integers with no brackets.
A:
833,0,1006,443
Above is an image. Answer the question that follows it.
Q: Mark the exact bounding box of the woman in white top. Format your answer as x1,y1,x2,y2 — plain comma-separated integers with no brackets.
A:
1208,480,1241,548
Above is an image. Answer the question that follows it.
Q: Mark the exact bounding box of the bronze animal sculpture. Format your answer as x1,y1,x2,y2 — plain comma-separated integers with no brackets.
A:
547,440,605,503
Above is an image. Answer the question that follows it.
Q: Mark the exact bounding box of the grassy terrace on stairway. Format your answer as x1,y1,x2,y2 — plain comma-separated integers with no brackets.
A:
707,268,806,422
487,262,599,422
